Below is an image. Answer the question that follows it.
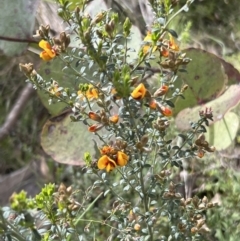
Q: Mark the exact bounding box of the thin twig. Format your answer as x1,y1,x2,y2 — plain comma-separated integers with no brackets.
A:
0,35,38,43
0,83,35,140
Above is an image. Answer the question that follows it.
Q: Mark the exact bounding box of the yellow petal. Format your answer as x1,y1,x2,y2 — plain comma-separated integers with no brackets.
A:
45,48,56,58
86,85,98,99
39,40,51,50
106,163,114,172
142,32,158,54
97,155,117,171
169,35,180,51
97,155,109,169
131,83,147,100
116,151,129,166
109,115,119,124
143,32,152,42
40,51,52,61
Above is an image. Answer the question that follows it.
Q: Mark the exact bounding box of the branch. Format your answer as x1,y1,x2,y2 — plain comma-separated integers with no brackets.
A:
0,83,35,140
0,35,38,44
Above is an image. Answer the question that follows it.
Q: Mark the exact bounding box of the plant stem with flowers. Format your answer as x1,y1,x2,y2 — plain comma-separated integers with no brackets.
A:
13,0,218,240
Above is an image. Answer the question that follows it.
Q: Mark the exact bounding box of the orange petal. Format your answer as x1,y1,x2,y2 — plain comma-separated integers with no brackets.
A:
86,85,98,99
89,111,101,121
149,99,157,109
40,51,53,61
116,151,129,166
100,146,115,155
142,32,158,54
197,150,205,158
153,85,169,97
160,46,169,57
97,155,108,169
159,105,173,117
109,115,119,124
131,83,147,100
45,48,56,58
169,35,179,51
98,155,117,172
88,123,104,132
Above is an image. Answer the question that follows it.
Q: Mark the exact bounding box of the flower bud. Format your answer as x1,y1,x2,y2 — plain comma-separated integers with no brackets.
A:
202,196,208,204
185,198,192,205
134,223,141,231
123,17,132,37
198,203,206,209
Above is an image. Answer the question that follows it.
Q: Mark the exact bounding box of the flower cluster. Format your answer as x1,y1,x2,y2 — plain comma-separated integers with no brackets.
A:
98,145,129,172
77,84,99,100
131,83,173,117
142,32,179,56
87,110,119,132
34,24,70,61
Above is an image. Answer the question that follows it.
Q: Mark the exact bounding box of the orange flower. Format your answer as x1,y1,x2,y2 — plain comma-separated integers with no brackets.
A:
159,105,173,117
49,86,61,97
142,32,158,55
109,115,119,124
160,46,169,57
116,151,129,166
142,32,180,55
39,40,56,61
100,146,115,155
149,99,157,109
112,88,122,100
97,155,117,172
197,150,205,158
131,83,147,100
88,123,104,132
153,85,169,97
89,111,101,122
78,84,98,100
169,35,179,51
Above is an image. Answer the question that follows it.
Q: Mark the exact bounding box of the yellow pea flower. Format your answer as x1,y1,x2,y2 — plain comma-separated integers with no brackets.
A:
39,40,56,61
116,151,129,166
97,155,117,172
131,83,147,100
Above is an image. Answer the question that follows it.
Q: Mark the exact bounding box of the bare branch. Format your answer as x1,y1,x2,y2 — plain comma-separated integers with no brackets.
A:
0,83,35,140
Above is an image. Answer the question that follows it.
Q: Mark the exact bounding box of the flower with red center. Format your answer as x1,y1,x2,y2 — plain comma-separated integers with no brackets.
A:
131,83,147,100
149,99,157,109
88,123,104,132
88,111,101,122
158,105,173,117
153,85,169,97
39,40,56,61
116,151,129,166
109,115,119,124
97,155,117,172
